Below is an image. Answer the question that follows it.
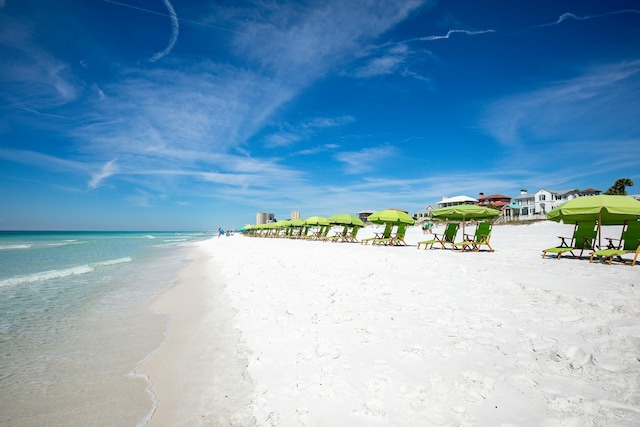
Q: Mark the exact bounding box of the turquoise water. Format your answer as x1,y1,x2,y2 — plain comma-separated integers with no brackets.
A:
0,231,212,427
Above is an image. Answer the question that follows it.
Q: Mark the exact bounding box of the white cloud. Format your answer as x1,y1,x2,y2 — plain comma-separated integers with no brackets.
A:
352,48,408,78
0,17,81,109
264,132,301,148
0,147,85,172
480,60,640,147
89,159,118,189
334,144,396,174
232,0,427,84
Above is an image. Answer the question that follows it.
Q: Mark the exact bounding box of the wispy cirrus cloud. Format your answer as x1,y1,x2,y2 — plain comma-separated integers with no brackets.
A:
0,147,86,172
335,144,396,174
0,17,81,110
232,0,427,84
351,44,410,78
88,159,118,189
480,60,640,147
264,115,355,148
2,0,430,205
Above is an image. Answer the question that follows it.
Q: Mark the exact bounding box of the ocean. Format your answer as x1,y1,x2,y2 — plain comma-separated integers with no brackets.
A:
0,231,212,427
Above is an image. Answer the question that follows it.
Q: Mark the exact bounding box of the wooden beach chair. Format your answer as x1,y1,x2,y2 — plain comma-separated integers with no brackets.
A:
542,221,597,260
453,221,494,252
331,225,361,243
590,220,640,265
374,223,408,246
361,223,392,245
345,225,361,243
417,222,459,250
329,225,349,242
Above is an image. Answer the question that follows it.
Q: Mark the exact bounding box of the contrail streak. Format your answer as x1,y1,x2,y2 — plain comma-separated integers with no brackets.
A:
409,29,496,42
536,9,640,29
149,0,179,62
403,8,639,44
99,0,239,34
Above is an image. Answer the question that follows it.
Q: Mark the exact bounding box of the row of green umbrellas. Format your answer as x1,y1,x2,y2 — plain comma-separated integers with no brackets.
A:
243,209,418,232
243,206,505,231
241,213,363,232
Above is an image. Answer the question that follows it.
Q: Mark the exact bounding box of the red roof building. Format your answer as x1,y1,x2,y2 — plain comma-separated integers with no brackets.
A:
477,193,511,208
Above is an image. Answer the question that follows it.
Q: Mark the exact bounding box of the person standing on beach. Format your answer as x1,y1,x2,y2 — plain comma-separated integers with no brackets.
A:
218,227,225,237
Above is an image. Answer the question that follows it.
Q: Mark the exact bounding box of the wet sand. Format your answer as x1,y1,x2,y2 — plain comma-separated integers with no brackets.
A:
140,247,254,427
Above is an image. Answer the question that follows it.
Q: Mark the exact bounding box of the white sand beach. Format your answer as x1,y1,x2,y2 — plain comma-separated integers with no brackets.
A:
142,221,640,426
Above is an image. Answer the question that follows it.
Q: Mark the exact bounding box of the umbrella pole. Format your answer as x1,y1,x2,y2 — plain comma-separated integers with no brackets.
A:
598,211,602,248
461,215,466,237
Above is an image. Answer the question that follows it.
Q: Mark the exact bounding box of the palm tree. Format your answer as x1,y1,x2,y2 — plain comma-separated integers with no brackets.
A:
604,178,634,195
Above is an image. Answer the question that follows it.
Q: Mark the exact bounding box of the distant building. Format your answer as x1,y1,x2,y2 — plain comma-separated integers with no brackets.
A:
535,188,582,215
256,212,276,224
290,210,300,220
437,195,477,208
358,210,374,222
515,188,602,217
513,190,536,216
581,188,602,196
477,192,511,208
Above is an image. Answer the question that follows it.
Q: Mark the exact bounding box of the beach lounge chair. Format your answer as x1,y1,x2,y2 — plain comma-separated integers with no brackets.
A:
331,225,361,243
417,222,459,250
306,225,329,241
345,225,361,243
329,225,349,242
361,223,392,245
453,221,494,252
541,221,597,260
589,220,640,265
374,223,408,246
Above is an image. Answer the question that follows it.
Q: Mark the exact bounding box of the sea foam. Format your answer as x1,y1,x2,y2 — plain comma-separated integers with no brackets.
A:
0,257,133,287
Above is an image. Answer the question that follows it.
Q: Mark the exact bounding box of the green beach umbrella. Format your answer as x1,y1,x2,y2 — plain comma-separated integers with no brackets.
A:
546,195,640,246
546,195,640,225
431,204,501,235
305,216,330,226
430,205,501,221
367,209,415,225
327,213,365,226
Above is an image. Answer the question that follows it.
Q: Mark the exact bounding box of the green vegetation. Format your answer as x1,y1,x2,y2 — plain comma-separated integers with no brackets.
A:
604,178,634,195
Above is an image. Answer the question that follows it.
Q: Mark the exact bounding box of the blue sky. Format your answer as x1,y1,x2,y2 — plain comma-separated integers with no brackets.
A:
1,0,639,230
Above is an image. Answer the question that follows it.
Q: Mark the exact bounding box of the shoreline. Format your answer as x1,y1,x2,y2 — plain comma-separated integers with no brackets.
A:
139,241,255,427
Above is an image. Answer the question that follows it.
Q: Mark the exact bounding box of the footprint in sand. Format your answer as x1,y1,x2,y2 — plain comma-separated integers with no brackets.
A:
399,343,425,360
353,399,387,420
455,371,495,403
562,345,593,369
401,380,448,425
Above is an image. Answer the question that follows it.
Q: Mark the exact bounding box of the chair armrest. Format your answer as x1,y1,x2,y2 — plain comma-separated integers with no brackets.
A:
605,237,621,249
